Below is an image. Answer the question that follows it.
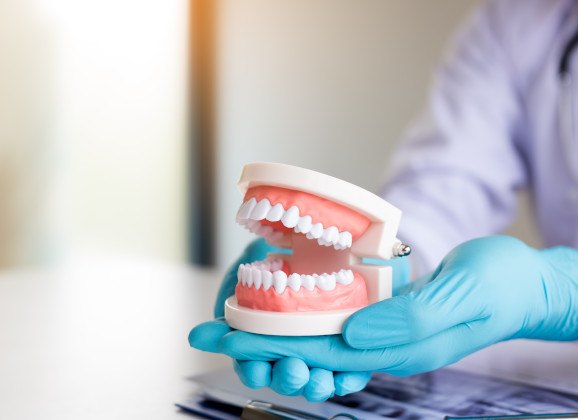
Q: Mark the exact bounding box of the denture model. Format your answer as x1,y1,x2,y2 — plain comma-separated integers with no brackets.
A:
225,162,410,336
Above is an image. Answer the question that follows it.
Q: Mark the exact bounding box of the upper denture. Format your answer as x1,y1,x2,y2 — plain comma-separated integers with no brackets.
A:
236,186,370,250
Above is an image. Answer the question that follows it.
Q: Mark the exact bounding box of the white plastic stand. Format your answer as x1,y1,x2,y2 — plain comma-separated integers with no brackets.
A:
225,296,360,336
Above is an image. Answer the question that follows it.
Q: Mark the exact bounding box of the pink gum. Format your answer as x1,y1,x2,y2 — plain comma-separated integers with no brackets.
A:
235,273,368,312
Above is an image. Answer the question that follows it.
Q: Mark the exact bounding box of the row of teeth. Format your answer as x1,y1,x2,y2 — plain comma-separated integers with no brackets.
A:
237,260,354,293
236,198,353,250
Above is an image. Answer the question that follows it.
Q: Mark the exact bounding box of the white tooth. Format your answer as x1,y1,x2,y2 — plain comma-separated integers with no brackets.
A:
246,268,254,288
270,259,283,271
281,206,300,228
296,216,312,234
262,271,273,290
334,243,345,250
310,223,324,239
339,231,353,248
236,198,256,221
287,273,301,292
237,264,244,284
250,199,271,221
242,267,250,286
258,225,274,238
246,219,260,234
268,231,284,243
346,270,354,283
266,203,285,222
316,273,336,291
336,269,353,285
302,275,315,291
323,226,339,244
273,270,288,294
305,232,314,239
252,268,262,289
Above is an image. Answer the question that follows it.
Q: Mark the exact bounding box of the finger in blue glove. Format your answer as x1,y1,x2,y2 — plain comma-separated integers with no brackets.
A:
233,357,371,401
189,319,373,401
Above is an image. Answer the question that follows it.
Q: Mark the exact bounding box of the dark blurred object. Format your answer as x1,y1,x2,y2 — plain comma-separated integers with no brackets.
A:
189,0,217,266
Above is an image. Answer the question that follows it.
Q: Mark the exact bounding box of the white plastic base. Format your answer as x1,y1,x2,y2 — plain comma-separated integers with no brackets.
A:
224,296,359,336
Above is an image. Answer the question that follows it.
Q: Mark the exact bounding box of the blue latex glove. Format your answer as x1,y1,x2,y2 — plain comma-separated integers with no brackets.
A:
191,236,578,399
194,238,374,401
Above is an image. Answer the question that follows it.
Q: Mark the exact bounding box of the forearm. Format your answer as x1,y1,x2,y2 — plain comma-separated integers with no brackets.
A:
529,246,578,341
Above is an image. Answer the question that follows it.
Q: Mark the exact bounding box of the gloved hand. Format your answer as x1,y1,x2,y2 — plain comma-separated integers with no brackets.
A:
191,236,578,399
191,249,410,401
194,238,376,401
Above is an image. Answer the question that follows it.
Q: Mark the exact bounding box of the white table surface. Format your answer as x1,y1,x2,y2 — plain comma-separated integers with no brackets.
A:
0,258,230,420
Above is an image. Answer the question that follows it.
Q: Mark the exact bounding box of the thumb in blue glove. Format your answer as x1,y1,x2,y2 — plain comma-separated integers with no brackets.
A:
343,235,578,356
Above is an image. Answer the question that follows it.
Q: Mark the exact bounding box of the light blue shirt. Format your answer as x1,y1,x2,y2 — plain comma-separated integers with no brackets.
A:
382,0,578,276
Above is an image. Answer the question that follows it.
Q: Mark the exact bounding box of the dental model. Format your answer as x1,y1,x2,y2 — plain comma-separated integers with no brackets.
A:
225,162,410,336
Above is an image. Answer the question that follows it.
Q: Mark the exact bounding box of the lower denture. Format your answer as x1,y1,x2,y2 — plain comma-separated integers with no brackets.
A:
236,271,368,312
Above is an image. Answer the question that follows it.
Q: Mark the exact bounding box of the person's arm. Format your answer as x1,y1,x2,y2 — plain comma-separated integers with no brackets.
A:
382,0,527,276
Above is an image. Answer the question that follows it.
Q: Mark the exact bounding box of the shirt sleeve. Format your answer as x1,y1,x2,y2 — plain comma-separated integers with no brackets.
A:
382,1,528,276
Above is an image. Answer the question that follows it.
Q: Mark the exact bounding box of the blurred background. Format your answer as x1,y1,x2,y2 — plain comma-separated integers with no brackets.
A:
0,0,539,271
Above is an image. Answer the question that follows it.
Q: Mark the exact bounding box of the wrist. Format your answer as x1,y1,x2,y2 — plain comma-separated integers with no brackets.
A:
531,246,578,341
